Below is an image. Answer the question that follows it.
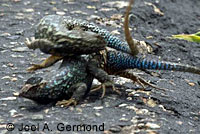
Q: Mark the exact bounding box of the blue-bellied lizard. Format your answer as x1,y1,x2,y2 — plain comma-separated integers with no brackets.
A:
25,2,150,72
19,55,93,105
20,0,200,106
19,48,200,105
20,54,115,106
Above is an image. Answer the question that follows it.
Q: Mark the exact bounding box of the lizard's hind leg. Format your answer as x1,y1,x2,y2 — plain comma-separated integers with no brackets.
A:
88,59,121,98
115,69,167,91
91,81,120,98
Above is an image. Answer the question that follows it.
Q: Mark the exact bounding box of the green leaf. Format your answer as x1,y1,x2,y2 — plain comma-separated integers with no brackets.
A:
195,31,200,36
172,31,200,43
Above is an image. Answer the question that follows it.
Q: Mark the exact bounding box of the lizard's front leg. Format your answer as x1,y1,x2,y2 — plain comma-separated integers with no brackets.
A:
88,58,120,98
27,55,63,72
56,83,88,107
25,37,63,72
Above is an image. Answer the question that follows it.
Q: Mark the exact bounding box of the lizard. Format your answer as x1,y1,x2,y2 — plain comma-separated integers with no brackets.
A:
19,55,94,105
19,48,200,106
25,1,150,72
19,54,116,106
20,3,200,104
19,0,200,106
93,0,200,94
21,8,139,105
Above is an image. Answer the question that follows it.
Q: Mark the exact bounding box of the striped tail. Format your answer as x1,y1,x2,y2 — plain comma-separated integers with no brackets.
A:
86,24,132,54
107,51,200,75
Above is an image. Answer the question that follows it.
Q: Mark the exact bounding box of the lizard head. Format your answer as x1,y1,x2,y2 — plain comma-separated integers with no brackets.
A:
19,76,56,104
19,83,46,99
19,77,45,99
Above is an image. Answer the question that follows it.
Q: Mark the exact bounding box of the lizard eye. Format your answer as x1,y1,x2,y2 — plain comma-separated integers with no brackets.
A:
19,84,33,96
25,77,43,85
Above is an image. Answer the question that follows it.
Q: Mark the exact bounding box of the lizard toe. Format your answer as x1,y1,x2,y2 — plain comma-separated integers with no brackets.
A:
56,98,77,107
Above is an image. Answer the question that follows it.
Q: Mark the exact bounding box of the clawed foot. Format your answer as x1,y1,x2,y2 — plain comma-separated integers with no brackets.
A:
25,37,41,72
25,37,35,49
91,82,121,98
56,98,77,107
27,64,44,72
133,75,167,91
116,70,167,91
26,55,63,72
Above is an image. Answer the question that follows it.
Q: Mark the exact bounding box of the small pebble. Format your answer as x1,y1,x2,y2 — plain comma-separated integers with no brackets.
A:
95,112,101,117
0,97,17,101
93,106,103,110
31,114,44,121
109,125,122,133
9,109,17,116
11,47,27,52
146,122,160,129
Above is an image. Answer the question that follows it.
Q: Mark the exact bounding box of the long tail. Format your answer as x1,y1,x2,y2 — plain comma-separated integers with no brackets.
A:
124,0,139,55
107,50,200,75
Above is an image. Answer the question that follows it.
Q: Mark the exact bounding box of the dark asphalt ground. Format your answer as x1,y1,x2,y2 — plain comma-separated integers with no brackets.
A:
0,0,200,133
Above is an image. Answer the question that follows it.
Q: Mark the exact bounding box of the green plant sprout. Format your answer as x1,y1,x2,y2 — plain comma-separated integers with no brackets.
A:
172,31,200,43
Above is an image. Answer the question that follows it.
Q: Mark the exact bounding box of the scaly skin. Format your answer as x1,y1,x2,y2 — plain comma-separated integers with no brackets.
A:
20,0,200,105
31,14,136,55
20,55,115,105
25,29,107,71
32,14,149,55
25,13,135,59
20,56,94,104
20,49,200,105
26,0,153,72
25,0,150,71
25,13,141,71
18,52,115,104
104,49,200,75
28,15,107,56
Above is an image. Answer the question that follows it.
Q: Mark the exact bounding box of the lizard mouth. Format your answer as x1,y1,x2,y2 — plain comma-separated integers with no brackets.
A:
19,84,34,97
